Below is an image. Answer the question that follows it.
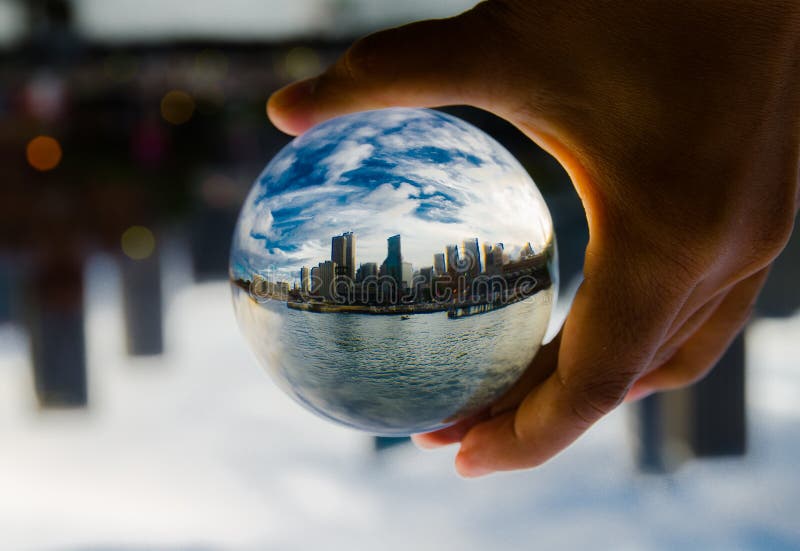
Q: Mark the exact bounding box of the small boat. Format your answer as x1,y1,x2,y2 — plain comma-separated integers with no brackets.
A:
400,315,411,320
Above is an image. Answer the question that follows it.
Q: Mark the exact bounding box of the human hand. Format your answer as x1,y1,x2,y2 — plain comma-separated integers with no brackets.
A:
267,0,800,476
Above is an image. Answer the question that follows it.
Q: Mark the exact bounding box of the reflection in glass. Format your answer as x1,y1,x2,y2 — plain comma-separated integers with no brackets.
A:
230,108,557,435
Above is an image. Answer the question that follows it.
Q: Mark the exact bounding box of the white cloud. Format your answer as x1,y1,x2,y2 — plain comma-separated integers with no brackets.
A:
232,108,553,282
323,141,375,186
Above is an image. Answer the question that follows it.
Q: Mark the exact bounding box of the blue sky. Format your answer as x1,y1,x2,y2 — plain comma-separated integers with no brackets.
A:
231,108,553,282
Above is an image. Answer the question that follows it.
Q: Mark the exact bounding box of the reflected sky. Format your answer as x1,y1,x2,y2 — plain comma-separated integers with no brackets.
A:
231,108,553,284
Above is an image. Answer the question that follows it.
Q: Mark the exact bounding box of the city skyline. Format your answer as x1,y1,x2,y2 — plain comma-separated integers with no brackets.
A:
272,230,542,292
230,108,553,284
238,226,552,321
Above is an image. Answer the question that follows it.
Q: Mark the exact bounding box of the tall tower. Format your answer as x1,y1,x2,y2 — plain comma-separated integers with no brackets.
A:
384,234,403,288
300,266,310,293
331,231,356,283
446,244,460,275
345,232,356,278
433,253,446,275
463,238,482,279
483,242,504,275
318,260,337,300
310,266,320,294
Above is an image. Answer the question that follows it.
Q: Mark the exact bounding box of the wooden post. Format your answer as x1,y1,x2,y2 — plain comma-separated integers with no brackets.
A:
120,250,163,356
633,332,746,472
26,251,87,408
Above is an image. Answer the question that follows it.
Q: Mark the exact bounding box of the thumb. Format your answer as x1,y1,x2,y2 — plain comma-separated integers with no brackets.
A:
455,242,693,476
267,4,508,135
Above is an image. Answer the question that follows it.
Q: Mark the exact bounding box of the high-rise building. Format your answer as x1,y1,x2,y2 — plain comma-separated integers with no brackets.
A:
331,231,356,280
383,234,403,288
415,266,435,301
317,260,337,299
310,266,319,294
356,262,378,282
463,238,482,279
401,261,413,289
446,244,460,275
419,266,434,284
300,266,310,293
433,253,446,275
346,233,356,275
483,242,505,275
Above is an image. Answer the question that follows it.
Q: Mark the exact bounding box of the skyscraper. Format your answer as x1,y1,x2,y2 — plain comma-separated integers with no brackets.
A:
300,266,310,293
383,234,403,288
446,244,460,275
331,231,356,280
463,238,482,279
356,262,378,282
401,261,413,289
483,242,505,275
310,266,320,294
317,260,337,300
433,253,446,275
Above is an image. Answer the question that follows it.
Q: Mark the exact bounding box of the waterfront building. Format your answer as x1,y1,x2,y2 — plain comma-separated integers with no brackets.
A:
463,237,482,279
383,234,403,288
416,266,435,301
401,261,413,289
446,244,460,274
483,242,505,275
331,231,356,280
357,262,378,282
310,266,320,294
317,260,337,299
433,253,446,275
300,266,310,293
276,281,289,296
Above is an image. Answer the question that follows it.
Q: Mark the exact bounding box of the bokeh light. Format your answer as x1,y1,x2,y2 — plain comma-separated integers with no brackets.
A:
160,90,195,125
24,72,66,122
26,135,63,171
121,225,156,260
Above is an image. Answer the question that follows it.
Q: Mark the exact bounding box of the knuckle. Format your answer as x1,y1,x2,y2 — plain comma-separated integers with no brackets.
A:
749,210,795,260
559,368,636,427
339,36,379,82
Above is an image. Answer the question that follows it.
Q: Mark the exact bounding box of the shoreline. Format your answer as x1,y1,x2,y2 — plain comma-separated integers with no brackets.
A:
231,278,551,318
285,301,449,315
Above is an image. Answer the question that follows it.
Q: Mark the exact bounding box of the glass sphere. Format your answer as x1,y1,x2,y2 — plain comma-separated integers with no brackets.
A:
230,108,557,436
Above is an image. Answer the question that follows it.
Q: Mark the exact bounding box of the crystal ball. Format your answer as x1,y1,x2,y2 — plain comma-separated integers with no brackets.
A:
230,108,557,436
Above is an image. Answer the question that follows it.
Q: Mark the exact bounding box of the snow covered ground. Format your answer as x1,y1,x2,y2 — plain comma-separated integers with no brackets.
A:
1,254,798,551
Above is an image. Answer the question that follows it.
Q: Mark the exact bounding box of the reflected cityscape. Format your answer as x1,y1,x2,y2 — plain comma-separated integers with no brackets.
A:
229,108,557,434
234,230,553,318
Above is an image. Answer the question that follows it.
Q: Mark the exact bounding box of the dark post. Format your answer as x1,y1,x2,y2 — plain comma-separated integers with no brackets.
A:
633,332,747,472
690,333,747,457
26,251,87,407
120,250,163,356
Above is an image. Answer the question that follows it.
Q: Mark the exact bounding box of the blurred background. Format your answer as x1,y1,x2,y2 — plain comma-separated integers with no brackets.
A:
1,1,799,549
